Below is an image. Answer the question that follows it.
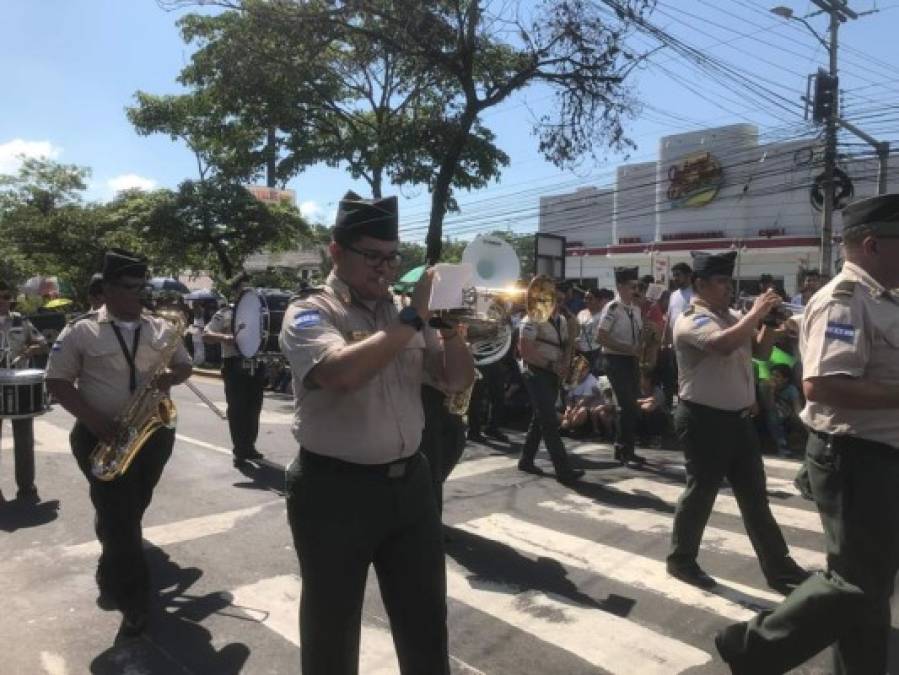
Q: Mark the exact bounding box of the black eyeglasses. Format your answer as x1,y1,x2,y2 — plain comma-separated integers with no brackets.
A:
342,244,403,269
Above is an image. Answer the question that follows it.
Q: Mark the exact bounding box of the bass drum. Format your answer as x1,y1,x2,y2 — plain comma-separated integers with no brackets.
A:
233,288,269,359
0,368,48,419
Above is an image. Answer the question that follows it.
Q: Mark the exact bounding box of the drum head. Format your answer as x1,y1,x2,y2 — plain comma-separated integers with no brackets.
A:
233,289,268,358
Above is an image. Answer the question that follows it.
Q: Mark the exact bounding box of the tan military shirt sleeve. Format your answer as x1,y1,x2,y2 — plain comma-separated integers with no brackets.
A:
45,323,82,382
280,296,346,387
677,311,724,350
801,296,867,379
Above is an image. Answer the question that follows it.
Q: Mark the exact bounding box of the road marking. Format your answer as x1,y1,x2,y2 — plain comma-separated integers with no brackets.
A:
610,477,822,533
537,493,824,570
39,651,69,675
456,513,781,623
446,564,712,674
230,574,484,675
63,500,282,558
176,433,232,455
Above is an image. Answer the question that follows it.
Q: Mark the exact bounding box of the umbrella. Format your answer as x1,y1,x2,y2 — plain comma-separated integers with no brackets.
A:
149,277,191,294
43,298,72,309
392,265,425,294
184,288,222,301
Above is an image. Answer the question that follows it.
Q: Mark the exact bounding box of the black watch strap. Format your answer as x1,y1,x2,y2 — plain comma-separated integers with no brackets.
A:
399,306,424,331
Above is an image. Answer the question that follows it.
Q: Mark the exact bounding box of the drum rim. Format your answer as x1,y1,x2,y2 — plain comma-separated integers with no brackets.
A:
0,368,46,383
233,288,270,358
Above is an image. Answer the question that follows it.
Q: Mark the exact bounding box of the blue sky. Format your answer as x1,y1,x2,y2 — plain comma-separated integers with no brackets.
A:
2,0,897,243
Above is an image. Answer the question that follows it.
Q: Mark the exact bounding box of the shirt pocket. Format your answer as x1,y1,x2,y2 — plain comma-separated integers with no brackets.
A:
398,331,425,373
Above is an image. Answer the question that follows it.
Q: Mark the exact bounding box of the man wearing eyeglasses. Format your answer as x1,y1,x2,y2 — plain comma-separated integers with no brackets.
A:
46,249,193,637
279,191,475,674
596,266,646,466
0,279,48,504
202,271,266,468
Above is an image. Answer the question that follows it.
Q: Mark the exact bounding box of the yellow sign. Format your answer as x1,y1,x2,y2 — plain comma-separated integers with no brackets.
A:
666,152,723,208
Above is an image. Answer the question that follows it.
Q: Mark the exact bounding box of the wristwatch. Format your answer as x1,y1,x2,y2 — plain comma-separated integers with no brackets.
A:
398,306,424,331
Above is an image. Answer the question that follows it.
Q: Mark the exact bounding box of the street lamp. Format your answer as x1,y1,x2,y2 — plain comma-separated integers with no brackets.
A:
769,6,829,49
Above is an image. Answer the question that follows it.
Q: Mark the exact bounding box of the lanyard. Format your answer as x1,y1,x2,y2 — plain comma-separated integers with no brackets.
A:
111,322,142,393
624,306,637,344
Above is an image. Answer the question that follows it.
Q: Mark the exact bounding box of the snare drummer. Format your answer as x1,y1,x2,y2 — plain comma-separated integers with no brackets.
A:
203,271,266,468
0,278,48,504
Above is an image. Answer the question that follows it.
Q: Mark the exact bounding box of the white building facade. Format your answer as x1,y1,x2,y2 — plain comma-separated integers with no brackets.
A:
540,124,898,295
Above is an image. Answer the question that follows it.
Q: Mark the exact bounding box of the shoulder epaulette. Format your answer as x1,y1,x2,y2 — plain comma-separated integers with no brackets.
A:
833,280,857,298
607,301,619,311
66,312,96,327
682,306,695,316
288,286,325,305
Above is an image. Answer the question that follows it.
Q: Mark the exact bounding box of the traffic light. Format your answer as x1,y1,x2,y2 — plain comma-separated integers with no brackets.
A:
813,69,838,124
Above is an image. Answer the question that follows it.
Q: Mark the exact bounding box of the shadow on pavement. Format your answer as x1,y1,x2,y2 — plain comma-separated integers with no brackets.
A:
0,498,60,531
445,526,636,619
90,545,250,674
232,458,286,496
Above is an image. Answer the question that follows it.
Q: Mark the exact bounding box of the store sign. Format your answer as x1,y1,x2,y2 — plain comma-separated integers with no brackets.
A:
247,186,297,205
666,152,723,208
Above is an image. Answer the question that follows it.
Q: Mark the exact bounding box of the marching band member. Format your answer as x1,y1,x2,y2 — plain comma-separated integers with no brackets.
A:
279,191,474,674
0,278,47,503
666,251,808,595
596,266,646,465
46,249,192,637
203,272,266,468
716,195,899,674
517,276,585,484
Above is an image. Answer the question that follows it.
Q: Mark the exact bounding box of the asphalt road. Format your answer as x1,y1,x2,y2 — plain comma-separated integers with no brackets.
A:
0,375,896,674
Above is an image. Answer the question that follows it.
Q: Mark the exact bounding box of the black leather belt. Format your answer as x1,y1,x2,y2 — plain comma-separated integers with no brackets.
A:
299,448,420,478
681,399,752,418
810,429,898,457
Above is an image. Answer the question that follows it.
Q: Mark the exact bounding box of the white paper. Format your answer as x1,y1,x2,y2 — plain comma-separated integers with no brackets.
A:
429,263,474,311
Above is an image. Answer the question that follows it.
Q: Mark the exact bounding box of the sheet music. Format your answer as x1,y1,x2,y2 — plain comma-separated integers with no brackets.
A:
428,263,474,311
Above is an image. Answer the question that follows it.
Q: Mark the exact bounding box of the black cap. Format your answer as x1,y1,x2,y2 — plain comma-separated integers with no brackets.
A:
843,194,899,234
691,250,737,278
614,266,639,284
102,248,147,282
334,191,399,241
87,273,104,296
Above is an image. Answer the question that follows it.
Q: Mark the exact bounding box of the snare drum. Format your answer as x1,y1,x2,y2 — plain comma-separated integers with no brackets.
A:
233,288,269,359
0,368,48,419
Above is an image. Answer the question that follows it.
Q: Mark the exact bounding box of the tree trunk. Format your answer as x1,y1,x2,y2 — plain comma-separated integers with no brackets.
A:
266,127,277,188
371,166,383,199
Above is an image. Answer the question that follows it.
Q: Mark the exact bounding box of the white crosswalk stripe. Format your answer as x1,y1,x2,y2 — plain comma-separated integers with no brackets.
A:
609,477,823,533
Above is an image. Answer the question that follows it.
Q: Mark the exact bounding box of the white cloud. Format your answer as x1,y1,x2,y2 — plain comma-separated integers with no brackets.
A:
300,200,325,222
107,173,157,193
0,139,62,174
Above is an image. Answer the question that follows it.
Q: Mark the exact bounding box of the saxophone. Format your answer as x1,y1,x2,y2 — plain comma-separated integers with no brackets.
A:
89,310,186,481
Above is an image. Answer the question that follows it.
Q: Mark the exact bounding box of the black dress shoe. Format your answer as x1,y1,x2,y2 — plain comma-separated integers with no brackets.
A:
233,457,250,469
556,468,585,485
16,486,40,504
245,450,264,461
766,559,811,596
613,445,625,464
467,432,486,443
484,428,510,442
667,563,717,589
625,452,647,466
517,462,544,476
714,623,753,675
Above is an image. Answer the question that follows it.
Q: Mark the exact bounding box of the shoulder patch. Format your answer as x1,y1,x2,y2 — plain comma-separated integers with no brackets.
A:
692,314,711,328
825,321,856,343
292,309,322,329
833,280,856,298
67,311,96,327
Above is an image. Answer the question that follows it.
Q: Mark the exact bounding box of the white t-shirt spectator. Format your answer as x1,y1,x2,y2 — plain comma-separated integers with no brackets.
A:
666,287,693,330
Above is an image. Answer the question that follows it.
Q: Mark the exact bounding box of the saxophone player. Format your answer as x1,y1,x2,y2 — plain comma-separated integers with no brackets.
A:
45,249,193,637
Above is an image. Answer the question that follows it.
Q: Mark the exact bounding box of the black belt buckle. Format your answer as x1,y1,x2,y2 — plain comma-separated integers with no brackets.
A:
387,461,407,478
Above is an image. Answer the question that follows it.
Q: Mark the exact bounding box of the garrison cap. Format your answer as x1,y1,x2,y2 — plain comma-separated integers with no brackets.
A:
102,249,147,282
333,191,399,241
691,250,737,278
842,194,899,235
614,266,639,284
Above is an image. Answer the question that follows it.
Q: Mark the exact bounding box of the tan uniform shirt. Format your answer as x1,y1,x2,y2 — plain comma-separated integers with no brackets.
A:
675,299,755,411
0,312,46,369
598,299,642,355
800,261,899,448
46,307,192,419
519,314,568,367
204,307,240,358
279,273,444,464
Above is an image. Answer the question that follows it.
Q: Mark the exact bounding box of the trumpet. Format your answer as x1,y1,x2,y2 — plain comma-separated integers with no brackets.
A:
736,296,804,333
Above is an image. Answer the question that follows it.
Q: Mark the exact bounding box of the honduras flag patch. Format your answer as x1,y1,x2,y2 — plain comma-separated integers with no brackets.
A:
293,310,322,329
692,315,711,328
825,322,855,343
